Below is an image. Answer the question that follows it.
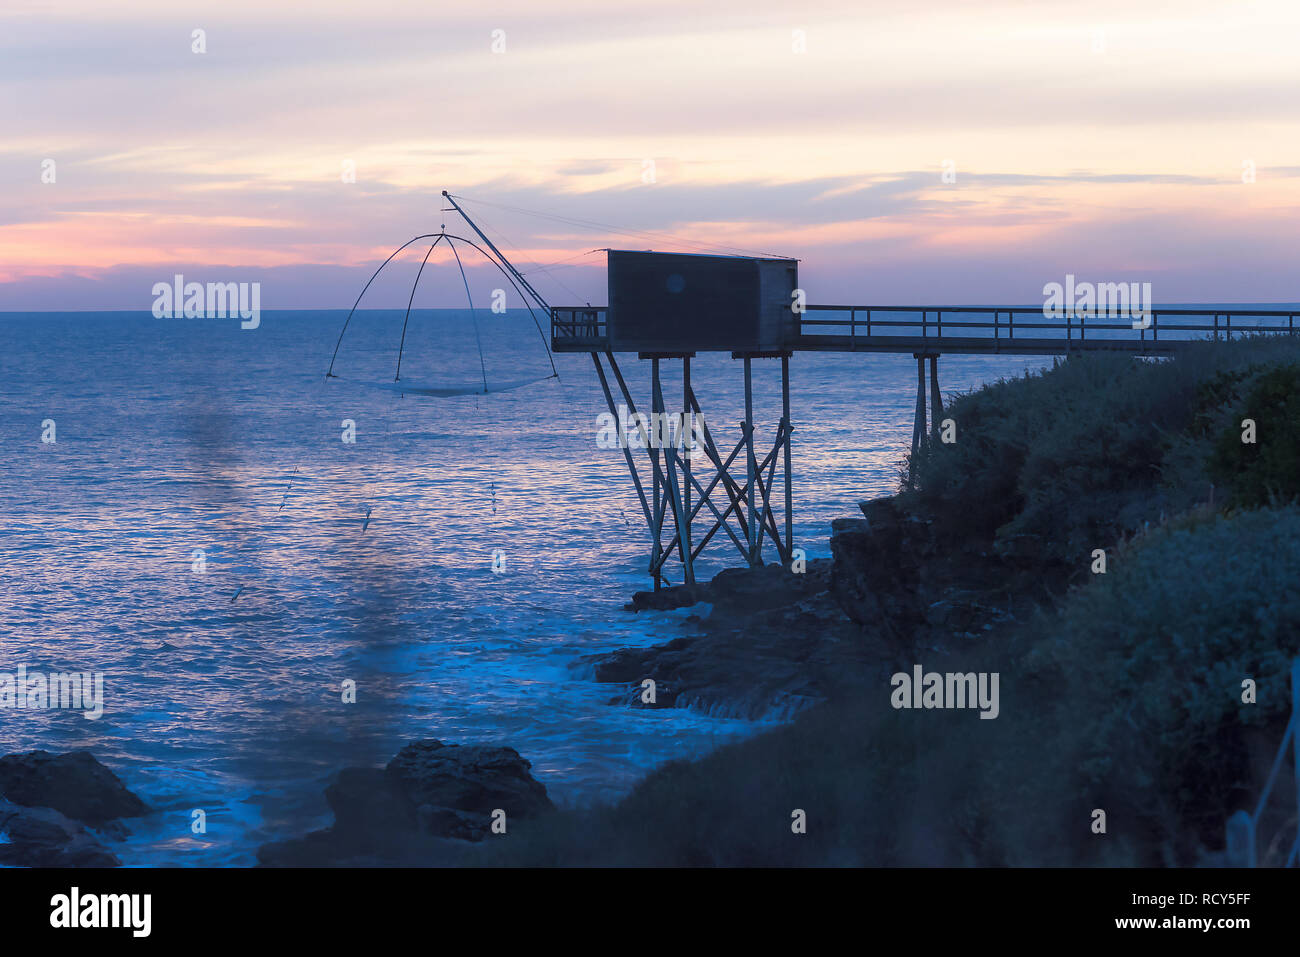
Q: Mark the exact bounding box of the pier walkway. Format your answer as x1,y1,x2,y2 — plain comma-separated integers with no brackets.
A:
551,304,1298,357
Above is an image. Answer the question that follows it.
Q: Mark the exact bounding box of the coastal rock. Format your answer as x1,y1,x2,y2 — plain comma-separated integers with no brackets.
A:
0,750,148,826
258,740,554,865
829,506,928,656
592,559,881,719
385,740,553,828
703,560,834,616
597,493,1030,720
829,496,1020,656
625,559,831,614
0,799,120,867
626,584,704,612
324,767,414,833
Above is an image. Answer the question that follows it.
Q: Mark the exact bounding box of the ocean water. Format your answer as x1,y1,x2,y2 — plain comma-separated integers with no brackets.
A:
0,308,1062,865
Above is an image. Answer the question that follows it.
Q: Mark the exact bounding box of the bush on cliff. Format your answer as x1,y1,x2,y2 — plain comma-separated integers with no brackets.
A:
1205,364,1300,507
1013,505,1300,863
901,337,1300,576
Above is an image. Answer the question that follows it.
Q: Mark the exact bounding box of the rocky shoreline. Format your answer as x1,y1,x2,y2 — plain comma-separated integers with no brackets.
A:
0,751,148,867
6,491,1030,867
251,493,985,864
581,493,1032,721
583,559,875,720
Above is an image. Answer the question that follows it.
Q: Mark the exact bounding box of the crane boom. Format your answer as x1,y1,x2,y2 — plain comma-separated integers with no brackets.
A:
441,191,552,315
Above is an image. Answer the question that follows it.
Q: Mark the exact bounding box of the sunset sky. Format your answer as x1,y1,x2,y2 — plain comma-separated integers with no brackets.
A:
3,0,1299,309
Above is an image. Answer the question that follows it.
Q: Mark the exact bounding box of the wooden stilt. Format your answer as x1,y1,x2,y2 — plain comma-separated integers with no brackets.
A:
688,387,751,546
682,357,692,577
609,354,674,588
651,357,663,589
912,354,927,457
608,351,794,583
592,354,652,533
652,360,694,585
782,354,793,562
744,356,759,565
929,354,943,439
682,422,787,562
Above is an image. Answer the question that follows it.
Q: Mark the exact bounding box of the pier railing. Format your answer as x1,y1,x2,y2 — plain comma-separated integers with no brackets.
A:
795,305,1299,355
551,306,608,348
1225,658,1300,867
552,304,1299,355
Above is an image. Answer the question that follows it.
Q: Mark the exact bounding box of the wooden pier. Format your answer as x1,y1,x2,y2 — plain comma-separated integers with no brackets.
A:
553,303,1299,357
552,300,1298,588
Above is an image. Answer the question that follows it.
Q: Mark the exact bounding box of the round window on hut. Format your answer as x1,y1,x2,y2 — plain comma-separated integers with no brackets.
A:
665,273,685,294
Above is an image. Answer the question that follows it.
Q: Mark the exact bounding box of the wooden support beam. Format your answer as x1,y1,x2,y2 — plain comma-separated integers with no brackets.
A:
605,351,798,583
752,423,789,561
606,352,674,587
651,358,664,584
681,422,789,563
929,354,943,439
744,357,759,565
659,424,778,571
687,386,751,546
686,471,750,561
652,360,694,585
911,354,927,458
782,354,794,560
591,354,653,536
683,356,692,574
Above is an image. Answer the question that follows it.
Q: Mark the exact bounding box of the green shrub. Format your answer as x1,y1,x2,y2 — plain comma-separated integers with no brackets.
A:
1022,506,1300,861
902,353,1194,572
902,337,1300,574
1207,364,1300,507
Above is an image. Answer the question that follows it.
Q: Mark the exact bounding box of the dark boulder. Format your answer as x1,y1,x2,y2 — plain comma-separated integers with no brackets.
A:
385,740,553,830
702,560,833,617
0,799,119,867
0,751,147,826
830,497,1025,657
626,584,704,611
830,512,927,656
258,740,554,865
325,766,415,833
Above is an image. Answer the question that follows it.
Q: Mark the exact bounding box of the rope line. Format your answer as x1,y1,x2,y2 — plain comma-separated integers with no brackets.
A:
448,237,490,394
396,234,446,382
326,231,557,384
327,232,443,379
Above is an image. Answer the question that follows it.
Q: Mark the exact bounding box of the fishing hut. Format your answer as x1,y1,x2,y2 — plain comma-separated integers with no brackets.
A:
585,248,800,591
